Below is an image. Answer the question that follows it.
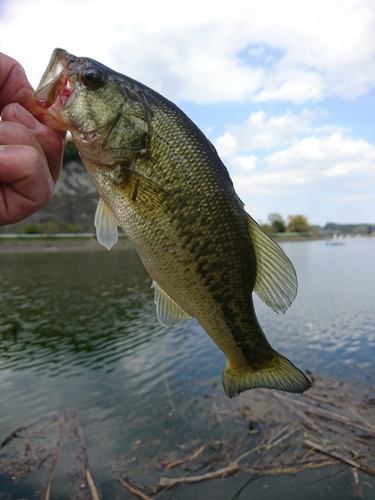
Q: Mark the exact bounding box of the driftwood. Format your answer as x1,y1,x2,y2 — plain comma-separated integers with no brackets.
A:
44,411,67,500
1,374,374,498
122,374,375,496
271,391,375,434
165,444,206,469
158,462,240,487
0,410,102,500
114,474,153,500
71,410,102,500
304,439,375,477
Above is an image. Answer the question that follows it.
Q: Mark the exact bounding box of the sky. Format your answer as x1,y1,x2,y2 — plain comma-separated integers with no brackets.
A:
1,0,374,226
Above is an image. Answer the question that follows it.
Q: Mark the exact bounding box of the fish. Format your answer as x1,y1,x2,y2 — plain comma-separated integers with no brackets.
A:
30,48,311,397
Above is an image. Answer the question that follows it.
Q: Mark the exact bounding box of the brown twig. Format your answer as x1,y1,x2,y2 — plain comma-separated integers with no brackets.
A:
305,439,375,477
114,474,152,500
278,398,326,438
158,462,240,487
162,371,176,415
25,428,38,462
244,459,337,475
166,444,206,469
235,425,297,464
1,426,26,448
351,466,362,498
72,410,102,500
86,468,101,500
44,411,67,500
271,392,375,434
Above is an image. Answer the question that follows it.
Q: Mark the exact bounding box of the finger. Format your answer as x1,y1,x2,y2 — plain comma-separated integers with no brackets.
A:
0,115,44,152
0,52,33,110
0,144,54,224
1,103,65,184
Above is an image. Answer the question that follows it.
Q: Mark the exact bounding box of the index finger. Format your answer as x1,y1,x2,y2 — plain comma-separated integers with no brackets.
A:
0,52,34,111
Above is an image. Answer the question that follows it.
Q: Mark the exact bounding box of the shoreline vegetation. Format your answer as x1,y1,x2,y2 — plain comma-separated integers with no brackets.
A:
1,232,373,254
0,233,326,254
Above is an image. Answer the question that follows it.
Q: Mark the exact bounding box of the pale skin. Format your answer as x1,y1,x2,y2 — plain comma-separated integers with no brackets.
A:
0,52,65,226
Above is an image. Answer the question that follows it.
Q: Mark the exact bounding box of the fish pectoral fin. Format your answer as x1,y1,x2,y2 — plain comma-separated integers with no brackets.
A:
117,167,172,222
246,214,298,314
94,197,119,250
152,281,192,327
222,351,311,398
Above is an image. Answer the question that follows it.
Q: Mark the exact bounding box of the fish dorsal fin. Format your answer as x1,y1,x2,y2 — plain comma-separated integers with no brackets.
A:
246,214,297,314
94,197,119,250
117,167,172,222
152,281,192,327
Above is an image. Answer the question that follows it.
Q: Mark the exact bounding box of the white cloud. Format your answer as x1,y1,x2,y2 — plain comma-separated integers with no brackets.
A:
215,110,315,156
230,155,258,172
0,0,373,225
0,0,374,104
229,133,375,199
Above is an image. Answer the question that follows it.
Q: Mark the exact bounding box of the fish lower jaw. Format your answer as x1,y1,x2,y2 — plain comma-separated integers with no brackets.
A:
28,107,67,132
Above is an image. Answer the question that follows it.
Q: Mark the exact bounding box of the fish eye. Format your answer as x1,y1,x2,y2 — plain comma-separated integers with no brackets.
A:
81,67,106,90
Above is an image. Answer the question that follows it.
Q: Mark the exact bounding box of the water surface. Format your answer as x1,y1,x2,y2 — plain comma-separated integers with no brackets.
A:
0,238,374,498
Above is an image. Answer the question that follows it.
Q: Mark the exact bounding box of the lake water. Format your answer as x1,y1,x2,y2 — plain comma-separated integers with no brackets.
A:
0,238,374,499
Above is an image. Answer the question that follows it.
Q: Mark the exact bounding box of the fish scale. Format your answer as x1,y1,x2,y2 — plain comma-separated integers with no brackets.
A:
30,48,311,397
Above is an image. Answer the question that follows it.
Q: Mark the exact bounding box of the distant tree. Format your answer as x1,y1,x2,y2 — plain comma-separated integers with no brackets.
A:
64,223,82,234
287,215,310,233
41,221,60,234
63,139,80,164
260,224,275,234
24,225,42,234
267,213,286,233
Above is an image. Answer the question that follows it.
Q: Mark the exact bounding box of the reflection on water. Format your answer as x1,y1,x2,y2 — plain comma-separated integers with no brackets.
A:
255,238,375,378
0,239,374,498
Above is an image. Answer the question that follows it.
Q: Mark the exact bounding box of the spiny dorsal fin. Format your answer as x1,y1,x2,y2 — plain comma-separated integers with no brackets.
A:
117,167,172,222
152,281,192,327
94,197,118,250
246,214,297,314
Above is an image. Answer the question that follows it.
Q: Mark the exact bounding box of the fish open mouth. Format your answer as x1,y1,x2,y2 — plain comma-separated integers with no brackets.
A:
29,48,73,125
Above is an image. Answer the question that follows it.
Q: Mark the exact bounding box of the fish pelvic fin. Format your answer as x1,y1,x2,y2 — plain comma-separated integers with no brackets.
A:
152,281,192,327
94,197,119,250
222,351,311,398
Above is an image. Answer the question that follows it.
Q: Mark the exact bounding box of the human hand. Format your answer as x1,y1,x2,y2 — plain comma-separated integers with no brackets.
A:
0,53,65,226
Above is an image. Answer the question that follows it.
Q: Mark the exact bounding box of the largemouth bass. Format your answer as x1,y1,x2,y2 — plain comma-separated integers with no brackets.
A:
30,49,311,397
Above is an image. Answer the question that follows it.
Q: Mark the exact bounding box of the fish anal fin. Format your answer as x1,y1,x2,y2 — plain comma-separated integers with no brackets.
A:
247,214,298,314
117,167,172,222
152,281,192,327
222,351,311,398
94,197,118,250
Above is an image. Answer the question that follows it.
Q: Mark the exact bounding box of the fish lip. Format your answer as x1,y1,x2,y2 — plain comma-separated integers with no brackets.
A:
31,48,73,111
36,48,69,93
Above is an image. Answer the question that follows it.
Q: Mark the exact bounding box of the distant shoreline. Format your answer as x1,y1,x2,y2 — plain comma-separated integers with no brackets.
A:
0,237,134,254
0,234,326,254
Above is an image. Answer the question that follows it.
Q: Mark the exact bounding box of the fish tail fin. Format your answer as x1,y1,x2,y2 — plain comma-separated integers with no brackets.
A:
222,351,311,398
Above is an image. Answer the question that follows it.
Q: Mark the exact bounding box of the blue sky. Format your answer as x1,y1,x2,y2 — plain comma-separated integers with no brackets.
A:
1,0,374,226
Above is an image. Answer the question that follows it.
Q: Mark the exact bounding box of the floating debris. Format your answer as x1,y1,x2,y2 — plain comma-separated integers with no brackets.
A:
1,374,374,498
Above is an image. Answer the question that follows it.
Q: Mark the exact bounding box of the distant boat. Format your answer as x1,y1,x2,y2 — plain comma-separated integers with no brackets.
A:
322,240,345,246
